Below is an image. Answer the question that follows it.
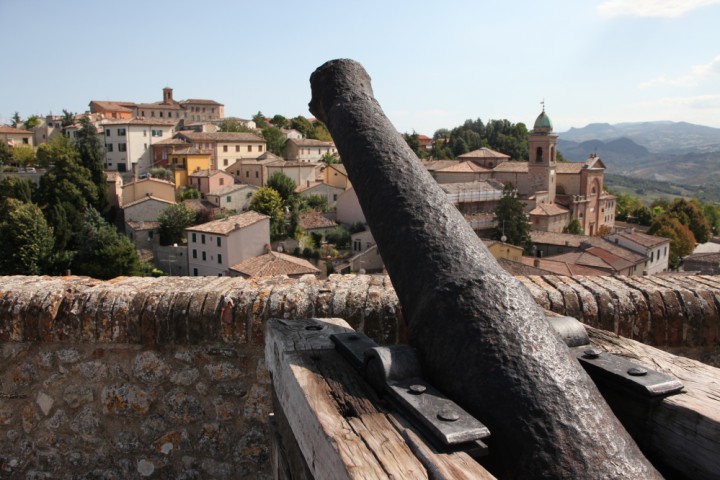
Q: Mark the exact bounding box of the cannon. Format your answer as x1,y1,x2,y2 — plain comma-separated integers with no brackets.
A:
309,59,661,478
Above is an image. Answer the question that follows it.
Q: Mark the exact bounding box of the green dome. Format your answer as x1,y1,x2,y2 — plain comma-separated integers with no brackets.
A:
533,110,553,132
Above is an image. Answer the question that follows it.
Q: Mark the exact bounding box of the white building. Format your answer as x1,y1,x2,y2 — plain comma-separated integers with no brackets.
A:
103,118,177,174
605,229,671,275
186,211,270,276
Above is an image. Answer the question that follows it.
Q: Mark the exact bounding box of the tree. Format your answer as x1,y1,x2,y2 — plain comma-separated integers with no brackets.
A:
289,116,313,137
0,177,33,203
249,187,285,240
309,121,333,141
302,194,329,212
11,112,21,128
24,115,40,130
0,199,54,275
262,126,286,156
267,172,296,205
61,109,74,128
218,118,252,133
270,115,288,129
668,198,710,244
452,137,469,156
0,142,13,166
180,188,201,200
11,145,36,167
648,214,696,269
252,111,267,128
158,203,196,245
613,192,644,221
73,209,146,279
494,184,531,251
403,131,428,159
149,167,173,182
563,219,583,235
325,226,351,249
75,117,107,210
320,152,340,164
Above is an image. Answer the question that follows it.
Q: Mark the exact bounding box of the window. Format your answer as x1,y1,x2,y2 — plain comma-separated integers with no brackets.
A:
650,252,654,262
151,112,155,117
223,145,228,152
106,143,113,152
245,171,249,178
201,234,206,244
143,130,147,137
193,268,198,276
117,128,126,136
223,159,228,166
202,251,206,261
235,145,240,152
219,178,224,186
159,112,163,117
258,145,263,152
536,147,543,162
255,171,259,178
192,233,197,243
217,237,221,247
144,144,147,150
333,194,338,201
226,196,231,203
118,143,127,152
105,129,111,137
192,249,197,259
248,146,252,152
217,254,222,264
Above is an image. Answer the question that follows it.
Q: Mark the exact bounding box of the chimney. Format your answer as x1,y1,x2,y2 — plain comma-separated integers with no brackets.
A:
264,243,272,254
163,87,174,105
534,258,540,267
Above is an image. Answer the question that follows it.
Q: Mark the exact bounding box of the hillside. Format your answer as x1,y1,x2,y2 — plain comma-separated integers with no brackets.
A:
604,174,720,204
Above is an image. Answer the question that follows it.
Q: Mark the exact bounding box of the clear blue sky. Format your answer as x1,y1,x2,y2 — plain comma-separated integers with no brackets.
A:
2,0,719,135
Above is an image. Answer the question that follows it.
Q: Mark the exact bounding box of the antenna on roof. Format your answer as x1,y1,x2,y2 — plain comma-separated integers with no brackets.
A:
540,99,546,112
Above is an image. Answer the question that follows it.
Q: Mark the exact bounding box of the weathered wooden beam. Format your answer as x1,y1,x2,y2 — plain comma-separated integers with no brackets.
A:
588,326,720,480
309,59,661,478
265,317,496,480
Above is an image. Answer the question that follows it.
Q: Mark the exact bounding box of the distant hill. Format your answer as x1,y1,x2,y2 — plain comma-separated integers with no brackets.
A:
560,121,720,154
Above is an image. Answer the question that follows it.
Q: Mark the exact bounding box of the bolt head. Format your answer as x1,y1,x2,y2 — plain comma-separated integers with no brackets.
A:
409,384,426,394
437,409,460,422
583,348,602,359
627,366,648,376
305,325,323,331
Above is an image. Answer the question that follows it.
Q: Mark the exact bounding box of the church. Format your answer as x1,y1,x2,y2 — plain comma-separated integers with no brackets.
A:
454,109,616,235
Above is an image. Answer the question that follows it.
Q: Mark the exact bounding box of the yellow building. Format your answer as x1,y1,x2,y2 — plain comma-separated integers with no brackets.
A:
168,147,212,189
484,240,524,263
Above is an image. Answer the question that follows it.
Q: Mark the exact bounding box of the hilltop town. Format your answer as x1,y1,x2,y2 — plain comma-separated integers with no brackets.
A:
2,87,716,280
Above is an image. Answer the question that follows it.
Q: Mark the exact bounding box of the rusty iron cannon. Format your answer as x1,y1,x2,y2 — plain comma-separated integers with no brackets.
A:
309,59,662,479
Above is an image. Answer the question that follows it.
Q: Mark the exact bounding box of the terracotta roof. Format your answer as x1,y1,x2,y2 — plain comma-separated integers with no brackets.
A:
102,118,177,126
0,126,33,134
270,161,321,168
493,161,529,173
547,246,635,273
610,230,670,248
186,211,268,235
206,184,256,196
189,169,231,178
154,138,188,146
529,203,570,216
498,258,555,276
555,162,585,174
229,251,319,278
123,196,175,209
182,199,217,211
328,164,347,175
171,147,211,155
458,148,510,160
90,101,135,112
180,99,223,105
683,252,720,264
518,257,610,276
122,177,175,188
299,211,337,230
178,131,264,142
288,138,335,147
423,160,460,172
436,160,490,173
238,158,284,166
256,152,284,162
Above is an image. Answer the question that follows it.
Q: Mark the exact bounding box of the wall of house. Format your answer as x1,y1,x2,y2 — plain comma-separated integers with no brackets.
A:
0,273,718,478
336,188,365,225
433,171,490,184
301,183,344,210
324,166,350,190
121,180,176,206
267,165,319,187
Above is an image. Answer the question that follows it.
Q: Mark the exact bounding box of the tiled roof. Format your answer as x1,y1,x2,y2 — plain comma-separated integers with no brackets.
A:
493,161,528,173
178,131,264,142
288,138,335,147
458,148,510,160
299,211,337,230
171,147,211,155
328,164,347,175
189,169,231,178
555,162,584,174
256,152,284,162
229,251,319,278
186,211,268,235
0,126,33,134
154,138,188,146
518,257,610,276
206,184,256,196
436,160,490,173
529,203,570,216
423,160,460,172
180,99,223,105
271,161,321,168
102,118,177,126
238,158,284,166
440,180,503,195
683,252,720,264
123,196,175,209
90,101,135,112
610,230,670,248
498,258,555,276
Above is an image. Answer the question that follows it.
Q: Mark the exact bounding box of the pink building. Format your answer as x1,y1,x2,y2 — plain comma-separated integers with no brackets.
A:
188,169,235,195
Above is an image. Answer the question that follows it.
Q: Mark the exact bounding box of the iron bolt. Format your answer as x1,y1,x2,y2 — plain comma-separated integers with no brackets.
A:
438,408,460,422
583,348,602,359
627,367,648,376
409,384,426,394
305,325,323,331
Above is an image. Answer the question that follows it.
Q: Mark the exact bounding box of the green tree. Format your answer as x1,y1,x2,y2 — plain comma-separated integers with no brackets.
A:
325,226,351,249
61,109,74,128
270,115,288,129
309,121,333,141
0,199,54,275
218,118,252,132
149,167,173,182
73,209,146,279
494,184,531,251
632,205,654,226
267,172,296,205
452,137,469,156
158,203,196,245
252,111,267,128
75,117,107,210
302,194,329,212
0,177,33,203
668,198,710,244
262,126,286,156
320,152,340,164
11,145,36,167
250,187,285,240
24,115,41,130
289,116,313,137
0,142,13,166
180,188,201,200
11,112,21,128
402,131,428,159
613,192,644,221
648,214,696,269
563,219,583,235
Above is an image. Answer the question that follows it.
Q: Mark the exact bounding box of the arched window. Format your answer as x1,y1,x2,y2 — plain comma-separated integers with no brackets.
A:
536,147,543,162
550,145,555,162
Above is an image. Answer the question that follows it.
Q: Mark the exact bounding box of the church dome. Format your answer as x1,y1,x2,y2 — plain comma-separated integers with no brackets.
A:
533,110,553,132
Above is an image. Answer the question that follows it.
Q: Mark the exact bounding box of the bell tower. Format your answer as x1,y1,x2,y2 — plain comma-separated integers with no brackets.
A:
528,105,557,203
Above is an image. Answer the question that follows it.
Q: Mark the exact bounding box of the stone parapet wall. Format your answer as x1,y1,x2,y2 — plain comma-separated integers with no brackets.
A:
0,273,719,477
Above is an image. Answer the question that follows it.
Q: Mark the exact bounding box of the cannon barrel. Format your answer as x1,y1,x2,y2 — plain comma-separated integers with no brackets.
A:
309,59,661,478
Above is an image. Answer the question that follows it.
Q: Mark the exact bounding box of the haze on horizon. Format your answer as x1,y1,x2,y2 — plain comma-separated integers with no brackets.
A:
1,0,719,135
